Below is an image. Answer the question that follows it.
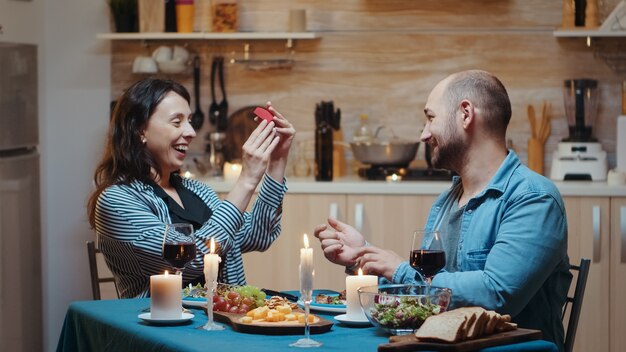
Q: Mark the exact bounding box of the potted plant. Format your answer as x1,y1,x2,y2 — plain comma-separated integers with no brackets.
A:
107,0,139,33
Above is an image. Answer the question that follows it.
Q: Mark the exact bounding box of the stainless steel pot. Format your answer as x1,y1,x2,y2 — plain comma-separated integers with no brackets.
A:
350,140,419,166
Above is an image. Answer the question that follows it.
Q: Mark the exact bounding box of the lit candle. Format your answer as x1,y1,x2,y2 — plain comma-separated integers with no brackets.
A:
345,268,378,320
183,170,195,179
223,162,242,181
204,238,221,286
299,233,314,302
150,270,182,319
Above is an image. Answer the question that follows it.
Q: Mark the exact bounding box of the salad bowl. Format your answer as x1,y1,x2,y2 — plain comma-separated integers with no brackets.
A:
358,284,451,335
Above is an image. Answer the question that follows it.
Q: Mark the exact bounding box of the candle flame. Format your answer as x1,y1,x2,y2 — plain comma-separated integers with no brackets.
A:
210,238,215,254
303,233,309,249
164,270,169,277
358,268,363,276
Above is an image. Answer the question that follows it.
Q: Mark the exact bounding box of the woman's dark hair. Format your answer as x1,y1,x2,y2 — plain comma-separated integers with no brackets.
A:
87,78,190,228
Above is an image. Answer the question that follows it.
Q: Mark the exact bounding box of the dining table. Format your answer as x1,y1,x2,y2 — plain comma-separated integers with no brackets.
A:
56,296,559,352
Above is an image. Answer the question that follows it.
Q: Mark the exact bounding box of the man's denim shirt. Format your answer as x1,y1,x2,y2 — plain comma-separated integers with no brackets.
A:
389,151,572,350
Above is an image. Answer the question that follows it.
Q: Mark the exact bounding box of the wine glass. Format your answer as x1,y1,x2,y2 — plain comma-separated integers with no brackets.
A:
162,223,196,275
410,230,445,284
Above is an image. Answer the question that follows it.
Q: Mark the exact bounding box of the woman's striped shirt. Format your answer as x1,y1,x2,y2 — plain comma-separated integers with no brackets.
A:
94,174,286,298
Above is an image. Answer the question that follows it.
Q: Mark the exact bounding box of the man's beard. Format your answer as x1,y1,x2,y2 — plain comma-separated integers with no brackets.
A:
431,119,465,172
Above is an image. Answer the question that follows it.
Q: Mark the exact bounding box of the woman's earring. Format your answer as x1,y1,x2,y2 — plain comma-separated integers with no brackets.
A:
141,137,147,144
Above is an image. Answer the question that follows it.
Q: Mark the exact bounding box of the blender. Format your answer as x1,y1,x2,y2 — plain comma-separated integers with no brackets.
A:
550,79,608,181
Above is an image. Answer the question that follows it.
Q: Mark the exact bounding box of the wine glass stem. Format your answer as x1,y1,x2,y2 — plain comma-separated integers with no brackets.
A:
303,300,311,340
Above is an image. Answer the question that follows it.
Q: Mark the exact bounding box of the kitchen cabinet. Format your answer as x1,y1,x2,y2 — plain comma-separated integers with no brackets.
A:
243,194,347,291
562,196,611,352
610,197,626,352
242,193,436,292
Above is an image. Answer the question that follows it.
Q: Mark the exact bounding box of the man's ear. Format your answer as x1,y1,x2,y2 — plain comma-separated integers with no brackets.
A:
459,100,474,129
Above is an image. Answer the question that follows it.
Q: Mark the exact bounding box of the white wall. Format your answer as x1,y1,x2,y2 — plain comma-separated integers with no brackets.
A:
38,1,111,350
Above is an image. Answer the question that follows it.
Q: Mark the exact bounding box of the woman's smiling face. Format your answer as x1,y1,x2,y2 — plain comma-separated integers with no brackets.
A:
142,91,195,178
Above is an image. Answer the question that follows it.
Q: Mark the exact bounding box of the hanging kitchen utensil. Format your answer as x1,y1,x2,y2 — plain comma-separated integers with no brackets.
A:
190,56,204,130
216,56,229,132
208,56,219,127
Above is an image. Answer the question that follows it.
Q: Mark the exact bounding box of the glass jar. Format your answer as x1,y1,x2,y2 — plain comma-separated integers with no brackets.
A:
212,0,238,32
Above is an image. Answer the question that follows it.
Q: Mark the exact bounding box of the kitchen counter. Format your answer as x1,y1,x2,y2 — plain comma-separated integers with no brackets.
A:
197,176,626,197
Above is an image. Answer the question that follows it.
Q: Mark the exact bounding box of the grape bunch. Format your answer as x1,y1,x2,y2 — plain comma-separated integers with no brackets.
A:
213,285,267,314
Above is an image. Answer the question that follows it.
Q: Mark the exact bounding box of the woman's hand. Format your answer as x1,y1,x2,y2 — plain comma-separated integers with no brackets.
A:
225,118,279,212
262,102,295,182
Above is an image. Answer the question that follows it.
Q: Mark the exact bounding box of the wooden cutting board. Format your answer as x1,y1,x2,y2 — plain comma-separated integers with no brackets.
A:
213,311,334,335
378,328,542,351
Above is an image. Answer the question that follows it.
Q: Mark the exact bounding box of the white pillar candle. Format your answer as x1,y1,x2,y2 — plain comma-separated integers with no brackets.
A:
204,238,221,286
150,271,182,319
299,233,314,302
346,268,378,320
223,162,242,181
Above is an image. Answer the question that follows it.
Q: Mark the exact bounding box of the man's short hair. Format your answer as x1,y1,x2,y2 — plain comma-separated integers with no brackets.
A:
443,70,512,137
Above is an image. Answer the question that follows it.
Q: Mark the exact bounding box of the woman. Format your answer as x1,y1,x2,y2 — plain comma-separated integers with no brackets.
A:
87,78,295,298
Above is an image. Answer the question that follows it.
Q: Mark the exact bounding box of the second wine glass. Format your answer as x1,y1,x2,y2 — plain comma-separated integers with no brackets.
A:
162,223,196,275
410,230,446,284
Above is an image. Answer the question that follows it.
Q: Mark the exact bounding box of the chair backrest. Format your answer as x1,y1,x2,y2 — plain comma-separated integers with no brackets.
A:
86,240,120,300
562,258,591,352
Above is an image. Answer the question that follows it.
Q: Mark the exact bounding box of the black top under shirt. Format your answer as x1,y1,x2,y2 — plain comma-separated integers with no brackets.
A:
436,184,464,273
150,173,215,284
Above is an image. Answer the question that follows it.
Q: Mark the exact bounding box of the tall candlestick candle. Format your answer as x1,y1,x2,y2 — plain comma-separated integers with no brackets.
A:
204,238,221,285
345,268,377,320
150,271,182,319
300,234,314,302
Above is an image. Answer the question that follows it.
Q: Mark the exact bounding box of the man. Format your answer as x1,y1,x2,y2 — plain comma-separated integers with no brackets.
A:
314,70,571,351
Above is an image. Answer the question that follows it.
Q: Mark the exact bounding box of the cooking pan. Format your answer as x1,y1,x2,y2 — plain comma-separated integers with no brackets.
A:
350,140,419,166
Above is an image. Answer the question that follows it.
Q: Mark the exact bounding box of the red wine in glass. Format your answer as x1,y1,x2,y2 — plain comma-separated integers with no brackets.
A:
411,230,445,283
162,223,196,274
163,242,196,269
410,249,446,278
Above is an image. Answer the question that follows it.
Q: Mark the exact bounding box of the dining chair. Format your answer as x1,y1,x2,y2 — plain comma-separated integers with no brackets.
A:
86,240,120,300
562,258,591,352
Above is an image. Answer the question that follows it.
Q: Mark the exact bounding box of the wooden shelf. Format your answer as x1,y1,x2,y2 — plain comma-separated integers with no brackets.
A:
553,28,626,37
96,32,318,40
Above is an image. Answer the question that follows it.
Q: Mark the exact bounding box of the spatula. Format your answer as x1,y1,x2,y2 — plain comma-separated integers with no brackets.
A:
190,56,204,130
215,56,229,132
208,56,219,127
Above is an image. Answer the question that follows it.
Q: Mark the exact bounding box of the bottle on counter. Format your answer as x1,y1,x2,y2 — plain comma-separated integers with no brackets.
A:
353,114,374,143
315,119,333,181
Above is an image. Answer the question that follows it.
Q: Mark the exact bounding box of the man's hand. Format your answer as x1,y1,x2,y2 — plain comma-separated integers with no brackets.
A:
358,246,404,281
313,217,366,267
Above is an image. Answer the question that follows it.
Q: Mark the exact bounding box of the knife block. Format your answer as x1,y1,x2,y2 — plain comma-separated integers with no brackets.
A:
139,0,165,32
527,138,544,175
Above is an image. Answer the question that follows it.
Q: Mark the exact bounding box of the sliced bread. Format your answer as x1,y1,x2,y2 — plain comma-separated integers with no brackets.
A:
415,311,468,343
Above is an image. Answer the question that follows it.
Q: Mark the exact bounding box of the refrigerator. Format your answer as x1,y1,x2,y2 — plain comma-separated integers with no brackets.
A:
0,42,42,351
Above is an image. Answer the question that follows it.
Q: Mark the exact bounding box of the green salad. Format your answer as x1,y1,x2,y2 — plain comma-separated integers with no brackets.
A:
370,297,441,330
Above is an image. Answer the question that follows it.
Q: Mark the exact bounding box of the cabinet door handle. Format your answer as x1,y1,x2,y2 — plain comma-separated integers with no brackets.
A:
621,206,626,263
329,202,338,220
592,205,601,262
354,203,364,233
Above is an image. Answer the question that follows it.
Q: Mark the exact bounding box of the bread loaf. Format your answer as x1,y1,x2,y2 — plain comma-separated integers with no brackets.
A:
415,307,517,343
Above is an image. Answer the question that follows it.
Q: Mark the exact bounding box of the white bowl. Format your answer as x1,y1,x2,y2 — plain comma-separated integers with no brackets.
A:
157,59,186,74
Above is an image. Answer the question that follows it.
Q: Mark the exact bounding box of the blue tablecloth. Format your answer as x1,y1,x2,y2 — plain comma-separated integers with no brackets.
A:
57,298,558,352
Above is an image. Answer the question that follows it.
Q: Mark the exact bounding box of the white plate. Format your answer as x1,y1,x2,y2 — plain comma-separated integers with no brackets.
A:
298,301,346,313
138,312,194,324
334,313,371,327
182,298,207,308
